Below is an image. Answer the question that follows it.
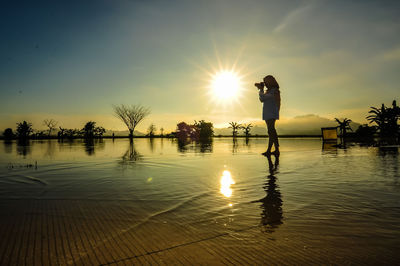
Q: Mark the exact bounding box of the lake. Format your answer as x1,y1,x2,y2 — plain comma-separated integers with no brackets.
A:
0,138,399,265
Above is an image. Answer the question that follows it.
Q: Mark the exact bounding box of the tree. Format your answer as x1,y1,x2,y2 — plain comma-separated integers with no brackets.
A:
147,123,157,137
3,128,14,139
160,127,164,136
82,121,106,138
241,124,253,138
35,130,47,138
334,118,352,139
176,122,198,143
43,119,58,137
83,121,96,138
367,104,386,134
58,127,66,139
94,126,106,137
228,122,241,137
16,121,33,139
65,129,79,139
355,124,376,143
388,100,400,136
367,100,400,142
113,104,151,138
194,120,213,140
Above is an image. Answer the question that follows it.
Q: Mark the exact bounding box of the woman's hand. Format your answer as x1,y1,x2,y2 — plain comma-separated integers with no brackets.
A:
255,82,264,91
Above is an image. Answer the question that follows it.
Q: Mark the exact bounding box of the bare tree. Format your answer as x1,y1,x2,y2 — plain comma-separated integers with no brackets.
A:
113,104,151,138
147,123,157,137
43,119,58,137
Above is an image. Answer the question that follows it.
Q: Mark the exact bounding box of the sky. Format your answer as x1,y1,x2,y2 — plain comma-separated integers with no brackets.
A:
1,0,399,133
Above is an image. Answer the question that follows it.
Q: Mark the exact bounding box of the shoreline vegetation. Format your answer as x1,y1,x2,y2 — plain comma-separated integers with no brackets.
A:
2,100,399,146
0,134,324,140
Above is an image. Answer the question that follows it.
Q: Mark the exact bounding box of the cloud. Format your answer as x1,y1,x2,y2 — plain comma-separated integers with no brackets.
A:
381,46,400,61
273,4,314,33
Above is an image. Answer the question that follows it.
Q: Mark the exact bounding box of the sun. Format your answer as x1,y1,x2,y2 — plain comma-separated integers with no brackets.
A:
210,71,242,101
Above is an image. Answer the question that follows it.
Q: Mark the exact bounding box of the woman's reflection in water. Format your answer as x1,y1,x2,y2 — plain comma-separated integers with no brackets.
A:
256,154,283,232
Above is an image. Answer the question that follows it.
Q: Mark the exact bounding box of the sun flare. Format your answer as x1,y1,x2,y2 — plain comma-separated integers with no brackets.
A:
210,71,242,101
220,170,235,198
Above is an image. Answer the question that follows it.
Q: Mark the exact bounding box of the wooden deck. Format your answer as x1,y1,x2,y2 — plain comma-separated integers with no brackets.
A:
0,199,398,265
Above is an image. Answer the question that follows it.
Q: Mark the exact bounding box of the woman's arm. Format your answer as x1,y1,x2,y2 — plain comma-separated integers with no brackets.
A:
259,90,274,102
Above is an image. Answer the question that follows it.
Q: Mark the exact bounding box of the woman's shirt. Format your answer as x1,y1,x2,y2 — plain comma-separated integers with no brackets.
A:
259,88,280,121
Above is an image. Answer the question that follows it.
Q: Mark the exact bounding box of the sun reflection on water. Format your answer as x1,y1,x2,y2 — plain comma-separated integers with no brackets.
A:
220,170,235,197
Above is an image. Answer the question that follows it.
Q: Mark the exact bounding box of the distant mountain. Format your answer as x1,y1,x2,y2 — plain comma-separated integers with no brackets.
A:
214,126,266,136
104,129,145,136
213,115,361,136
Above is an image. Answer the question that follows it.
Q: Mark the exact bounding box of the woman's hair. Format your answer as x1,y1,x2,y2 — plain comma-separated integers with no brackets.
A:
264,75,281,110
264,75,279,90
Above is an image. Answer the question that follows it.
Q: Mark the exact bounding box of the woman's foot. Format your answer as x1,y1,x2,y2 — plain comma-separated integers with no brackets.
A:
262,150,272,156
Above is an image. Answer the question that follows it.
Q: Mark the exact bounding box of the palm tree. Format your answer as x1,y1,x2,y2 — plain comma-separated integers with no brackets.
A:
335,118,352,145
367,104,386,132
228,122,242,137
367,100,400,143
241,124,253,138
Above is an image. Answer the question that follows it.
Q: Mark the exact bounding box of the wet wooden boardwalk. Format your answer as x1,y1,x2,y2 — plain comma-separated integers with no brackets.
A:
0,199,398,265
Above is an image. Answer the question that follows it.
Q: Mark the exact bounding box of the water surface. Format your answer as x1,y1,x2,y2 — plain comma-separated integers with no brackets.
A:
0,138,399,264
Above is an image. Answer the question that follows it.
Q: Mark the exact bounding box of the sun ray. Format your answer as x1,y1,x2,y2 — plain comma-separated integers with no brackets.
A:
212,40,224,71
207,69,245,106
231,44,247,71
185,40,257,119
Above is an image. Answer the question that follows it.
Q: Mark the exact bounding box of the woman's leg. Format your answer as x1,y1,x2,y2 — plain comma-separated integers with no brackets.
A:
266,119,279,154
266,120,274,153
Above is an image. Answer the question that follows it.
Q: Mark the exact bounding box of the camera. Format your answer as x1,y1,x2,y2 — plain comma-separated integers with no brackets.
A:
254,82,264,90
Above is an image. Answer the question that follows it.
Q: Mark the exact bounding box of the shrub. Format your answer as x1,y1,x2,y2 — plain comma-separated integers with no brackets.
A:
3,128,14,139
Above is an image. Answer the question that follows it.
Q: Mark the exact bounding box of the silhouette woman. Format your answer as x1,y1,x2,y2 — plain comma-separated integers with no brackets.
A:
257,75,281,156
